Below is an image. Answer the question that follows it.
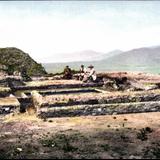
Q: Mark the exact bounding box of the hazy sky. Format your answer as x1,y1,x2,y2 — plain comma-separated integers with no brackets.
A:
0,1,160,63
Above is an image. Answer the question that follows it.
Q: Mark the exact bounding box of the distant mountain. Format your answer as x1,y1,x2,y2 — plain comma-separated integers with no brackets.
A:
43,49,123,73
42,50,104,63
42,49,123,63
67,50,104,62
102,46,160,66
78,49,123,61
92,46,160,73
43,46,160,74
0,47,47,76
99,50,123,60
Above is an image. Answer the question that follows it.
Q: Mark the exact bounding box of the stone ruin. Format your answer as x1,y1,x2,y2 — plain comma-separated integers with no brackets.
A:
0,72,160,118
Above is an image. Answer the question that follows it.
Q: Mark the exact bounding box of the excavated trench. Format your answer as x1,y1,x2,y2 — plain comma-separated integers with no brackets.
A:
13,82,104,91
16,88,101,113
15,88,100,96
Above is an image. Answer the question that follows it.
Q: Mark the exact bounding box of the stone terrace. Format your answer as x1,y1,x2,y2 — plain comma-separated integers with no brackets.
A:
0,72,160,117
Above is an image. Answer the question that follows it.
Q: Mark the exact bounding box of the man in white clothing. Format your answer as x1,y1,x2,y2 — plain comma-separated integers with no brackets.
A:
83,65,97,82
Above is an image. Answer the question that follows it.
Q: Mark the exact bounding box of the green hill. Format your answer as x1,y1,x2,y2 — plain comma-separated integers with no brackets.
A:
0,47,47,76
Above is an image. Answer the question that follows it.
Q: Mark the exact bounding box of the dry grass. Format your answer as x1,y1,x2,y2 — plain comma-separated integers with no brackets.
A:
3,112,41,123
1,112,160,159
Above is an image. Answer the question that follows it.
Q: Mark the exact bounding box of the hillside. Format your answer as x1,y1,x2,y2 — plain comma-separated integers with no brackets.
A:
0,47,47,76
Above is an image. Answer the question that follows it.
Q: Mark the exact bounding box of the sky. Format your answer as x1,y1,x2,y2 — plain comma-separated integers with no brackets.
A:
0,1,160,63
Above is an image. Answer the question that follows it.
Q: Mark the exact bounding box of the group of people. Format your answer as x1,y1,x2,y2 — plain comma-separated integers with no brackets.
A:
79,64,97,82
63,64,97,82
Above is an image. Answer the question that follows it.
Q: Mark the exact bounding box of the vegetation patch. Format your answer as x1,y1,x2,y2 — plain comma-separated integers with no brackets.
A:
40,133,80,152
143,142,160,159
137,127,153,141
0,47,47,76
100,144,110,151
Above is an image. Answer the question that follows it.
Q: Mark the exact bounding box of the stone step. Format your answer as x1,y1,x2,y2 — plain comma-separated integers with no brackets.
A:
0,77,24,88
13,81,104,91
42,90,160,107
0,96,20,114
39,101,160,118
0,87,11,97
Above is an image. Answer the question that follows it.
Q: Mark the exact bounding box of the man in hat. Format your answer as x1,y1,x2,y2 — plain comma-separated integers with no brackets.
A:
83,65,97,82
79,64,87,81
63,65,72,79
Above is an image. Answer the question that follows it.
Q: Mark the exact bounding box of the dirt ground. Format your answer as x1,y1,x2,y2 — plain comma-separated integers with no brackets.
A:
0,112,160,159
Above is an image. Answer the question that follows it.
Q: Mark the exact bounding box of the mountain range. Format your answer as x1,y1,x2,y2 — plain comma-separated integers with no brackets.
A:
41,49,123,63
43,46,160,74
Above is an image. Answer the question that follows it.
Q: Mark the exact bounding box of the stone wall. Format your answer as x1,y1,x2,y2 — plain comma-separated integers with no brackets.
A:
39,101,160,118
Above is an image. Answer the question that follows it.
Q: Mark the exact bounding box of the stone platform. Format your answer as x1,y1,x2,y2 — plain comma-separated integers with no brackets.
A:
1,72,160,117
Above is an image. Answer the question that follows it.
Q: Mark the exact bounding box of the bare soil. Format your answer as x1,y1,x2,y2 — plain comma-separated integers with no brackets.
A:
0,112,160,159
1,72,160,159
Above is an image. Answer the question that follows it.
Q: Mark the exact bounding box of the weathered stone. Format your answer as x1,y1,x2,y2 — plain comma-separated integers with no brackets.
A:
42,90,160,107
102,74,160,92
1,72,160,118
14,80,104,91
39,101,160,118
31,90,43,116
20,93,28,98
0,87,11,97
0,76,25,88
0,96,20,114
